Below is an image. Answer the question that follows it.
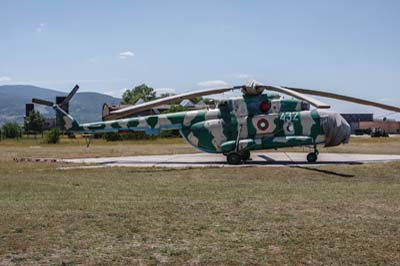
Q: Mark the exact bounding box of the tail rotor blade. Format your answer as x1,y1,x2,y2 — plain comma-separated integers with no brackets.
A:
32,98,54,107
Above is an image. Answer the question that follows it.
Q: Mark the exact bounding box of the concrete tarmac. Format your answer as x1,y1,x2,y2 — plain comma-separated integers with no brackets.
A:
63,152,400,168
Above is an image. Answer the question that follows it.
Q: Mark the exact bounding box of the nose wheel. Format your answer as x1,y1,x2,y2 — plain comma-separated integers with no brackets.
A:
306,152,318,163
307,146,319,163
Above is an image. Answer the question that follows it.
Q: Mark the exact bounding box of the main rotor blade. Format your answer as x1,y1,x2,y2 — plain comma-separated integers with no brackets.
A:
285,87,400,113
262,85,331,108
107,86,234,120
61,84,79,106
32,98,54,107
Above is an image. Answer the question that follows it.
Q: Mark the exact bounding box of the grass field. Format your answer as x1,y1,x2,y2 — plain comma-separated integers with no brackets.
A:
0,137,400,265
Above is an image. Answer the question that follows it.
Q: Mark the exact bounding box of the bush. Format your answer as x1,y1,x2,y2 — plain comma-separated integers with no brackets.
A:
103,132,122,141
45,128,61,144
103,130,180,141
159,130,180,138
2,122,22,139
120,131,155,140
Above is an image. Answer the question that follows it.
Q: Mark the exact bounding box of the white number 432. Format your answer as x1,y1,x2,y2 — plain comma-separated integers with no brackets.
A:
280,112,299,122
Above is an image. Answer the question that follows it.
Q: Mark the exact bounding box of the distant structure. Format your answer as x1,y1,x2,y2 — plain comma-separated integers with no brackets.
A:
180,99,194,108
55,96,68,129
43,118,56,130
135,98,145,105
341,113,400,134
179,99,211,110
196,100,207,108
25,103,34,117
27,95,69,130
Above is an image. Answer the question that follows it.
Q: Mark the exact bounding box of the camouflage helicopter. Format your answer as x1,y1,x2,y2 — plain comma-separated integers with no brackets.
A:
32,81,400,164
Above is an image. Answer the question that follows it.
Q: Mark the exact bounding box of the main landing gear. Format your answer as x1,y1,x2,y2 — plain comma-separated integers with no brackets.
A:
226,150,251,165
226,124,251,165
307,145,319,163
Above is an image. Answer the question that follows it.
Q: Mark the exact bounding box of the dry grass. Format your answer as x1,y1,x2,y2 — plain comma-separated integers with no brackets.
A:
0,137,195,160
0,137,400,265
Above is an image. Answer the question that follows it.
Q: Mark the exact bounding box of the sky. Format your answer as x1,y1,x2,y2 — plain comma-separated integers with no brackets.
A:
1,0,400,119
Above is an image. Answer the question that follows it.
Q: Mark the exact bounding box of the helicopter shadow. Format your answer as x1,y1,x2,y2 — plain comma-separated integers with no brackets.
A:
255,154,358,178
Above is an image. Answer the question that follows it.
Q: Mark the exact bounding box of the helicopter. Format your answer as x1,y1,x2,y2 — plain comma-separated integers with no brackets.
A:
32,80,400,164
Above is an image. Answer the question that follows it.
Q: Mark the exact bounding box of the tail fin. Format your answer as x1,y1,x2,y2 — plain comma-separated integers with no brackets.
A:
53,105,82,131
32,84,82,132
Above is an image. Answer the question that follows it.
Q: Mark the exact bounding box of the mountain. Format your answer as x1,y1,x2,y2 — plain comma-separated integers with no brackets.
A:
0,85,121,125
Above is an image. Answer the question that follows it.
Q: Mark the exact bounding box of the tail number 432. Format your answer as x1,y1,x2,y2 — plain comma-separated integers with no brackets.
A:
280,112,299,122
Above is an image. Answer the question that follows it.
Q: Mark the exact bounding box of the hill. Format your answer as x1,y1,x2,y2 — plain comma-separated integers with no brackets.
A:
0,85,121,125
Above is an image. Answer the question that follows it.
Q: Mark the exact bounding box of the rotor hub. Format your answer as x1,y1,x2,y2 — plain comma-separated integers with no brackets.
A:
240,80,264,96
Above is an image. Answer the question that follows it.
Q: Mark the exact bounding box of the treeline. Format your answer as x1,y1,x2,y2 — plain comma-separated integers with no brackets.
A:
0,110,61,143
0,122,61,144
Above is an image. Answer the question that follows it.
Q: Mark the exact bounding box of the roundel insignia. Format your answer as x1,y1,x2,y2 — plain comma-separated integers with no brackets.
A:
257,118,269,131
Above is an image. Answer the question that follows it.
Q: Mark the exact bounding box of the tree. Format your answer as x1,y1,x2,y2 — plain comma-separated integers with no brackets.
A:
203,98,214,105
162,105,188,114
2,122,22,139
190,97,203,104
122,84,156,104
159,92,175,98
24,111,45,133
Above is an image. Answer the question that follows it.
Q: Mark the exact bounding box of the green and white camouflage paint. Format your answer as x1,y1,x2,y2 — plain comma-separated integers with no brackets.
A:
54,93,351,155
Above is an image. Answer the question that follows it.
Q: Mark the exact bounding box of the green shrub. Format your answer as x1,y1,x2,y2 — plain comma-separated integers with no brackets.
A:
120,131,155,140
45,128,61,144
103,130,179,141
103,132,122,141
159,130,180,138
2,122,22,139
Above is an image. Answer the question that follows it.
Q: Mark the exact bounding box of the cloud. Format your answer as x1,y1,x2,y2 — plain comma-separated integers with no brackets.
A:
379,98,400,104
104,88,131,98
118,51,135,59
155,88,176,96
0,76,11,82
236,73,253,79
36,23,45,33
197,80,228,87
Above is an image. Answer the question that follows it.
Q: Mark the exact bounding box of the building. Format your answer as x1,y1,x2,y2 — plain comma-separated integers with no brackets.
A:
180,99,195,108
341,113,373,134
359,121,400,134
341,113,400,134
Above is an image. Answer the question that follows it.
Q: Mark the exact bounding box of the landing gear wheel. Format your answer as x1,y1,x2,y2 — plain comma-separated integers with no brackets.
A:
240,150,251,161
227,152,242,165
307,152,318,163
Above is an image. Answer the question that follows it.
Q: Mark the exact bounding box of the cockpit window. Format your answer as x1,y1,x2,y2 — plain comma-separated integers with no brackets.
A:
301,101,310,111
218,101,228,108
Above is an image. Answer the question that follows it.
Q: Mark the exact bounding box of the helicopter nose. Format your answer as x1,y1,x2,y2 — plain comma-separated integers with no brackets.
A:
317,110,351,147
